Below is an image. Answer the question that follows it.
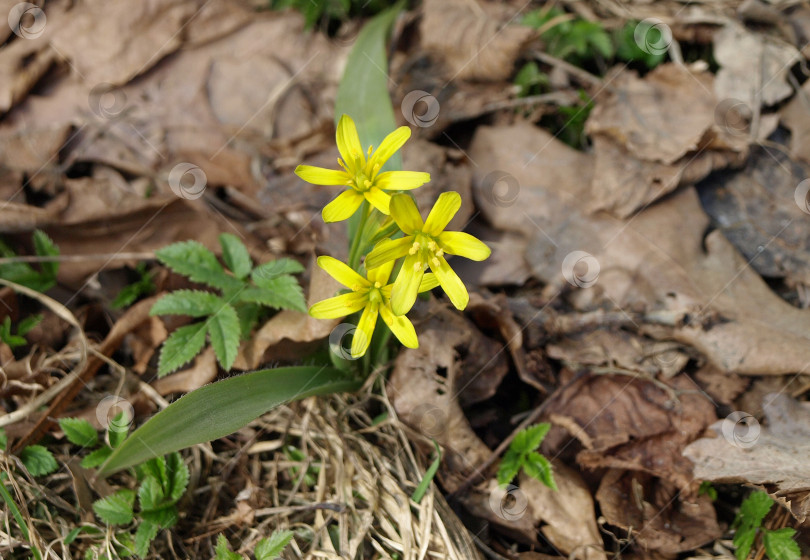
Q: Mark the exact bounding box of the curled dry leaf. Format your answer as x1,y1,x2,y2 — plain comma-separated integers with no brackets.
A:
420,0,533,82
683,392,810,523
780,80,810,165
469,121,810,375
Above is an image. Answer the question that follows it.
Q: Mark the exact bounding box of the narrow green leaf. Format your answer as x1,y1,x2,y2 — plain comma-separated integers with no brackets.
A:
157,322,208,377
763,528,800,560
334,1,404,164
134,520,159,557
0,428,6,450
81,446,113,469
207,304,241,370
214,534,241,560
238,277,306,312
255,529,295,560
155,241,241,291
107,411,130,448
99,367,361,475
150,290,226,318
252,258,304,282
219,234,252,280
411,441,441,504
59,418,98,448
93,489,135,525
20,445,58,476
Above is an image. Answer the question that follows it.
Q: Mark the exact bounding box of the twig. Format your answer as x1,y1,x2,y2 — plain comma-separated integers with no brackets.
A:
530,50,603,87
0,252,154,265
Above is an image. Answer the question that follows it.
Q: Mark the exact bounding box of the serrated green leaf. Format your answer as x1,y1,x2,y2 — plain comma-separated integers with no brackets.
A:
134,520,159,557
93,489,135,525
214,534,241,560
496,449,523,486
139,456,167,485
20,445,58,476
158,322,208,377
734,527,757,560
138,476,166,512
763,528,800,560
511,423,550,455
150,290,226,318
219,234,252,280
736,491,774,533
255,530,295,560
524,452,557,490
252,259,304,282
81,446,113,469
207,303,240,370
166,452,189,502
99,367,361,475
235,302,261,340
59,418,98,448
155,241,241,292
238,276,306,312
32,230,59,280
141,506,178,529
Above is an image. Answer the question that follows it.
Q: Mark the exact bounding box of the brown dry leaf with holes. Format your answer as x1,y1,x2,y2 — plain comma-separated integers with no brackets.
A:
713,22,802,110
388,303,606,559
684,392,810,523
420,0,533,82
469,121,810,375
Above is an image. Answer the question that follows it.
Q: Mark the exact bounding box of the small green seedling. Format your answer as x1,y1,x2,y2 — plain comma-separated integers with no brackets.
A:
733,490,800,560
0,314,42,349
522,8,613,63
214,530,294,560
497,423,556,490
0,427,58,477
614,21,667,68
698,480,718,501
0,230,59,292
150,234,306,375
112,263,156,310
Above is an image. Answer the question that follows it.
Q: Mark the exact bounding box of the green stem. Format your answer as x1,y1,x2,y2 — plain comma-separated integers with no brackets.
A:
0,473,42,560
348,203,371,270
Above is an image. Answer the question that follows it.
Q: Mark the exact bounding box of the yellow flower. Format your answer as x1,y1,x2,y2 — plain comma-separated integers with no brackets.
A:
365,192,491,315
309,256,439,358
295,115,431,223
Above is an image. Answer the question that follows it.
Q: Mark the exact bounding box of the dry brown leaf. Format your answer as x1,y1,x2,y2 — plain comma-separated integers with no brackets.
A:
127,316,168,375
713,22,802,109
420,0,533,82
469,121,810,375
780,81,810,165
683,392,810,523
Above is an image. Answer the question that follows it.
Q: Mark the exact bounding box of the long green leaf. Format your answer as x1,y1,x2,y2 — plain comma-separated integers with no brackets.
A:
98,367,360,475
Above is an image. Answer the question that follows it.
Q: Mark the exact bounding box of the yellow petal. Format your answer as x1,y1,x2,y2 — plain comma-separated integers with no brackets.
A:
390,254,425,316
367,259,395,285
295,165,350,186
365,236,413,269
369,126,411,170
309,292,367,319
389,193,423,234
380,305,418,348
431,254,468,310
418,272,440,292
336,114,364,165
364,187,391,215
317,255,369,289
322,189,364,222
423,191,461,235
351,303,378,358
437,231,491,261
375,171,431,191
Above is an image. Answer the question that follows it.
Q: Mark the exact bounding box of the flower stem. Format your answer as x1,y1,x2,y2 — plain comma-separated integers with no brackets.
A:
348,203,371,270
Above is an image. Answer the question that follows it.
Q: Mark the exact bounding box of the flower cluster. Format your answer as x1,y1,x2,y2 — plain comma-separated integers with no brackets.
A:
295,115,490,358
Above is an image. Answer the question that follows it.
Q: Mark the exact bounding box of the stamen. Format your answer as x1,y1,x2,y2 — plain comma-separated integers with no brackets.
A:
413,261,422,271
431,257,440,267
436,249,444,258
351,284,363,292
367,145,373,156
427,241,437,251
408,241,421,255
374,281,381,288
